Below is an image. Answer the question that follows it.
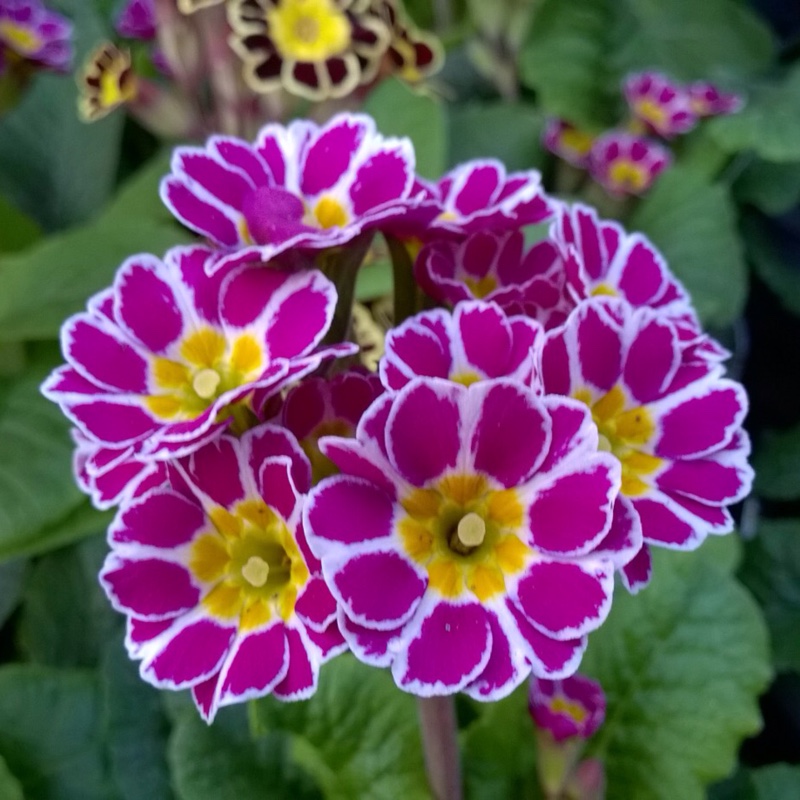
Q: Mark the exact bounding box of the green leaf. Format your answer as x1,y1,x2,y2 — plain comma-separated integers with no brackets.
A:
169,707,316,800
739,519,800,673
0,558,27,628
709,66,800,163
519,0,618,129
630,167,747,327
0,0,124,231
0,194,42,254
741,211,800,318
751,763,800,799
0,754,24,800
0,665,118,800
102,636,176,800
581,546,771,800
18,536,120,667
447,102,546,171
752,423,800,500
355,259,392,302
734,160,800,216
364,78,447,180
251,654,431,800
0,151,193,342
461,687,541,800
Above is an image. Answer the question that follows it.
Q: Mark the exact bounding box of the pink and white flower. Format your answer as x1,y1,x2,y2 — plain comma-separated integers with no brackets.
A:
588,132,670,197
529,673,606,742
540,298,753,591
161,113,420,272
0,0,72,72
304,377,632,700
42,245,352,460
623,72,696,138
688,81,744,118
101,425,344,721
543,118,595,169
380,301,542,391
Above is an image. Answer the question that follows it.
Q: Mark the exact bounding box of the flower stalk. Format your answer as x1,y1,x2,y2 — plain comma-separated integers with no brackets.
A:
417,696,463,800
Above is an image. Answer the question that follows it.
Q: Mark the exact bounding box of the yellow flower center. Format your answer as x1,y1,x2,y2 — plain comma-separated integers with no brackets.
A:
559,127,594,156
464,274,498,300
0,21,42,55
575,385,662,496
550,695,589,724
634,99,667,129
267,0,352,61
98,59,137,109
190,500,310,630
300,418,352,484
607,159,649,193
398,473,531,602
312,195,349,229
146,327,264,425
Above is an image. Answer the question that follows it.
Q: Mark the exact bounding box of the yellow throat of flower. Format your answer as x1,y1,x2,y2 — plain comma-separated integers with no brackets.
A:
0,21,42,56
267,0,352,62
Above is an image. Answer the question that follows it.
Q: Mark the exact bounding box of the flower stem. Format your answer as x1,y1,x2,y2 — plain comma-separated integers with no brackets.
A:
386,234,418,326
417,696,463,800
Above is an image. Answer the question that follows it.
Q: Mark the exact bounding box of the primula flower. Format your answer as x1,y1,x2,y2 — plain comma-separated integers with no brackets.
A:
0,0,72,73
42,245,350,460
413,229,567,327
624,71,696,138
543,119,595,169
227,0,390,100
78,42,138,122
688,81,744,117
373,0,442,83
161,113,419,271
280,370,383,484
540,298,752,591
115,0,156,41
101,425,344,721
305,377,631,699
588,131,670,197
380,301,542,391
529,674,605,742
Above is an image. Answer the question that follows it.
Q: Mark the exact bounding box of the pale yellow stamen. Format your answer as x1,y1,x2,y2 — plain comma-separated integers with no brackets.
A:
598,434,613,453
192,368,221,399
242,556,270,587
456,513,486,548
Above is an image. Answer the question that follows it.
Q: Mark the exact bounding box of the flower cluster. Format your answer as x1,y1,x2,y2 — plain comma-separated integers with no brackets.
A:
544,71,743,196
44,111,751,723
0,0,72,77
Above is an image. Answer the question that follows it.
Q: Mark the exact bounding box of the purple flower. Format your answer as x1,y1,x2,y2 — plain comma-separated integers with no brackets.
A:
688,81,744,118
529,673,606,742
543,118,595,169
161,113,421,271
588,131,671,197
624,71,696,138
304,377,634,699
0,0,72,73
101,425,344,722
115,0,156,41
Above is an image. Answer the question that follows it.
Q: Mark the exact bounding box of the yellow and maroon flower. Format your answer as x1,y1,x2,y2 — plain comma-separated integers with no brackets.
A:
371,0,442,83
227,0,391,100
78,41,138,122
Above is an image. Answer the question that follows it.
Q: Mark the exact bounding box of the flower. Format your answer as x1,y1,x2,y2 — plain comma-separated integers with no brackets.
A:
227,0,390,100
588,131,670,196
372,0,442,84
115,0,156,41
539,298,752,591
280,369,384,484
413,229,567,327
304,377,630,699
688,81,744,117
100,424,344,721
0,0,72,73
78,42,138,122
543,119,595,169
42,245,351,461
380,300,542,391
161,113,420,271
529,674,606,742
623,71,696,138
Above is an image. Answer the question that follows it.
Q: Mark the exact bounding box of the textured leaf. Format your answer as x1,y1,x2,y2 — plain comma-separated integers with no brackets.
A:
710,66,800,163
448,102,546,171
739,519,800,673
631,167,747,327
734,160,800,216
0,151,192,342
102,636,176,800
364,78,446,180
580,545,771,800
251,654,431,800
0,665,117,800
752,423,800,500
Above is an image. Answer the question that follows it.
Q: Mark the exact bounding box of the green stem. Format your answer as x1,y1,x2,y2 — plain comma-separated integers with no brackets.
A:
385,234,418,326
417,696,462,800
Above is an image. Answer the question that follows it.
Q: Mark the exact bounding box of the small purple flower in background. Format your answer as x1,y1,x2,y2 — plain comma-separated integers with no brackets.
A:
624,71,696,138
0,0,72,73
543,119,595,169
305,377,634,699
380,300,542,391
115,0,156,41
540,297,752,591
688,80,744,117
588,131,670,197
161,113,420,271
529,673,605,742
42,245,351,460
101,425,344,721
